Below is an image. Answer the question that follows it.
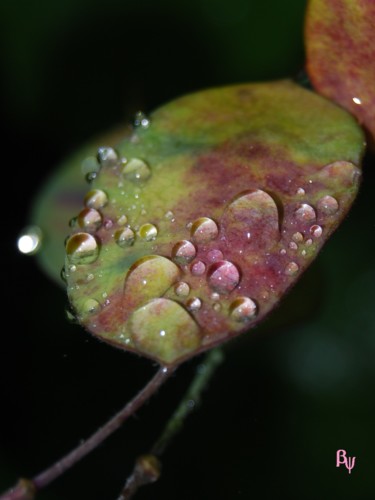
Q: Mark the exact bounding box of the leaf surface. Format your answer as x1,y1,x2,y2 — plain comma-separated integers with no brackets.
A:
63,80,364,366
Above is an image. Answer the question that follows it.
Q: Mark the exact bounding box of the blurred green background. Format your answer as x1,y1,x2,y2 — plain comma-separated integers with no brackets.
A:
1,0,374,498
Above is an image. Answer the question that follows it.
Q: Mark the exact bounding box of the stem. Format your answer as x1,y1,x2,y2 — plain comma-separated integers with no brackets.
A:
0,365,174,500
117,348,224,500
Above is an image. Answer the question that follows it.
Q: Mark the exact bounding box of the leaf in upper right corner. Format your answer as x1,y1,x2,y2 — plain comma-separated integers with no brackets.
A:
305,0,375,146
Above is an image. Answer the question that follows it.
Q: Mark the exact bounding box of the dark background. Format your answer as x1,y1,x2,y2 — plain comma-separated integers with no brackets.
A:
1,0,375,499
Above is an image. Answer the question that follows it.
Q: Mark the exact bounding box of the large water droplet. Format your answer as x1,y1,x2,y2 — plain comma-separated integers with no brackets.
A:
84,189,108,209
222,190,279,251
122,158,151,183
171,240,196,265
124,255,180,308
319,161,359,186
285,261,299,276
133,111,150,129
129,298,201,364
66,233,99,265
174,281,190,297
191,217,218,243
17,226,42,255
230,297,257,322
115,227,135,247
77,208,102,232
97,146,119,167
207,260,240,294
139,223,158,241
317,195,339,216
294,203,316,223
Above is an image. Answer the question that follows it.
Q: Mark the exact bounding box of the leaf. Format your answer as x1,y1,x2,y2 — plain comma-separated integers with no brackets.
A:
31,127,130,284
305,0,375,146
63,80,364,366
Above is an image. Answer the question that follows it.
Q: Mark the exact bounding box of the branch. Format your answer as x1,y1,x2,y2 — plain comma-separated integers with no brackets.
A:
0,365,174,500
117,348,224,499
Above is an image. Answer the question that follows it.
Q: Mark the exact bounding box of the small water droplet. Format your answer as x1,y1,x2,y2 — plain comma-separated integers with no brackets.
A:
207,261,240,294
305,238,313,246
292,232,303,243
84,189,108,209
82,298,101,315
211,292,220,301
294,204,316,223
352,96,362,105
86,273,95,282
69,216,78,228
213,302,221,312
165,210,175,221
139,223,158,241
285,261,299,276
133,111,150,129
17,226,42,255
191,217,218,243
289,242,298,250
85,172,98,183
187,297,202,311
230,297,257,322
171,240,196,265
122,158,151,183
310,225,323,238
115,228,135,247
301,249,307,257
317,195,339,216
191,260,206,276
280,248,287,255
77,208,102,232
174,281,190,297
66,233,99,265
207,249,224,262
68,264,77,273
97,146,119,167
296,187,305,196
81,156,100,178
117,214,128,225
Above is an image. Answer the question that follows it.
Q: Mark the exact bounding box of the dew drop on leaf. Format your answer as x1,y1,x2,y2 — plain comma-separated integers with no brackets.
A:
65,233,99,265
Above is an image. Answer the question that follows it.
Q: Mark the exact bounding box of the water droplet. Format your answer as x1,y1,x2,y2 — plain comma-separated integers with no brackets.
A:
352,96,362,105
104,219,113,230
207,249,224,262
191,217,218,243
289,242,298,250
129,298,201,364
187,297,202,311
213,303,221,312
292,232,303,243
296,187,306,196
69,216,78,228
294,204,316,223
174,281,190,297
17,226,42,255
317,195,339,216
85,172,98,183
280,248,287,255
77,208,102,232
66,233,99,265
133,111,150,129
230,297,257,322
207,260,240,294
139,223,158,241
122,158,151,183
191,260,206,276
84,189,108,209
124,256,180,308
165,210,175,221
97,146,119,167
222,190,279,250
117,214,128,225
318,161,359,186
82,299,101,315
68,264,77,273
81,156,100,178
115,228,135,247
310,225,323,238
171,240,196,265
285,261,299,276
211,292,220,301
301,249,307,257
305,238,313,246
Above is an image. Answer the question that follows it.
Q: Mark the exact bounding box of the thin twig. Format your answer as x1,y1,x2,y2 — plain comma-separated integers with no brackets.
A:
117,348,224,500
0,365,174,500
